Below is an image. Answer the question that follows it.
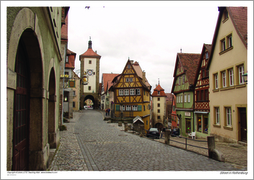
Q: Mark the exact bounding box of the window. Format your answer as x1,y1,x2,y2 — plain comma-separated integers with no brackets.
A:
221,39,226,51
158,109,160,113
182,75,185,84
205,89,209,101
130,89,135,95
88,86,91,90
130,78,133,82
229,69,234,86
138,105,142,111
73,102,75,107
121,105,125,111
73,91,76,96
196,91,200,101
127,64,131,69
214,74,218,89
203,115,208,134
222,71,226,87
124,89,129,95
126,105,131,111
225,107,232,126
180,95,183,103
119,89,123,96
178,77,181,85
227,34,232,48
186,118,191,134
158,98,160,101
215,107,220,125
157,103,160,107
89,60,92,64
188,94,190,102
144,105,146,111
158,91,160,95
205,52,209,59
132,105,138,111
238,65,244,84
223,10,228,21
136,89,140,95
65,56,69,63
158,116,161,120
184,94,187,102
126,78,129,82
173,105,175,111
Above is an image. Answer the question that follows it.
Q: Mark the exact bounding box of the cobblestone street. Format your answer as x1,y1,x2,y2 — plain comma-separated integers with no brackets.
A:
48,110,249,177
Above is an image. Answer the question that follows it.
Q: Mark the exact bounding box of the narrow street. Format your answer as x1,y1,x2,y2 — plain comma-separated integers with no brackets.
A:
48,110,244,173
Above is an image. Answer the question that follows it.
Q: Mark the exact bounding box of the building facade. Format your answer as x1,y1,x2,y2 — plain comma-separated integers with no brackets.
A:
207,7,247,143
6,7,68,170
72,71,81,111
151,84,167,131
79,39,101,109
171,53,200,136
194,44,212,139
112,60,152,130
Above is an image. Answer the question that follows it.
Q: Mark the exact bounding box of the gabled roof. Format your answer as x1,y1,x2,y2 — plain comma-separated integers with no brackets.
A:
133,116,144,124
171,53,200,93
114,60,151,91
102,73,119,93
67,49,76,56
132,61,151,89
207,7,247,69
194,44,212,86
152,84,167,97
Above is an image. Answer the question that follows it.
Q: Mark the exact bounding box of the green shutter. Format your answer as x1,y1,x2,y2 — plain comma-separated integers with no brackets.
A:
138,105,142,111
116,105,120,111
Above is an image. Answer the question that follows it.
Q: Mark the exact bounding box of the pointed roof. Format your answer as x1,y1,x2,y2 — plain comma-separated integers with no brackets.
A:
79,39,101,59
207,7,247,69
131,61,151,89
152,84,167,97
133,116,144,124
171,53,200,93
194,44,212,86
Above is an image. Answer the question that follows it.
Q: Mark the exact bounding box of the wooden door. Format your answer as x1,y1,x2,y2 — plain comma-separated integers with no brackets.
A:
239,108,247,142
13,42,30,170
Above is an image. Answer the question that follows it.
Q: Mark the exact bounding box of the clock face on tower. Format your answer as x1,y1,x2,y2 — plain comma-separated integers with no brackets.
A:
87,69,93,76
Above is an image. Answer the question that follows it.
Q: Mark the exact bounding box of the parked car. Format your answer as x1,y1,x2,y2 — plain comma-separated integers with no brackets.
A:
171,128,180,137
146,128,160,139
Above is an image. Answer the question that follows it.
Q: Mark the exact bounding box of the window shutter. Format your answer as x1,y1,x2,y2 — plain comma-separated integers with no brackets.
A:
138,105,142,111
116,105,120,111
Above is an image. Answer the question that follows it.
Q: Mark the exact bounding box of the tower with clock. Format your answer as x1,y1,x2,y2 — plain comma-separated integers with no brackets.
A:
79,38,101,109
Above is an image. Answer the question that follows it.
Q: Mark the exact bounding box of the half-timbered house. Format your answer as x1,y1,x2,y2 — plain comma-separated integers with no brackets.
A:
194,44,212,138
112,60,152,130
171,53,200,137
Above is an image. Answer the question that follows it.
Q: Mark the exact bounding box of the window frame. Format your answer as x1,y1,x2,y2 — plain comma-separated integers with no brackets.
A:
229,68,234,86
136,89,140,95
124,89,129,96
225,107,232,126
215,107,220,125
238,65,244,85
119,89,124,96
227,34,233,48
221,71,226,88
188,94,190,102
221,38,226,52
214,73,218,89
130,89,135,95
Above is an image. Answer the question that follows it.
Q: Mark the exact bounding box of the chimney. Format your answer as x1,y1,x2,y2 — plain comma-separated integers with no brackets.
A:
142,71,146,84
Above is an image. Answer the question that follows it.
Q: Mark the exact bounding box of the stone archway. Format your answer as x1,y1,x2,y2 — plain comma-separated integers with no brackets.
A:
155,123,164,132
84,95,95,108
48,68,56,148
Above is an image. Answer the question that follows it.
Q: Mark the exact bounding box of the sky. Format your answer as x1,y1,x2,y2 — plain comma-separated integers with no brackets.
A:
66,1,250,93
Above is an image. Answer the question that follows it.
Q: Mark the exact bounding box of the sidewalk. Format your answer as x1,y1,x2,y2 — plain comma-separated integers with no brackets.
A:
154,136,247,170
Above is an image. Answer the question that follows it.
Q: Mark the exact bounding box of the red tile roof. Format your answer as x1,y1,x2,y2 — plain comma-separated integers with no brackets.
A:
152,84,167,97
65,49,76,69
227,7,247,46
61,14,68,40
177,53,200,85
102,73,119,92
207,7,247,69
131,61,151,89
79,40,101,59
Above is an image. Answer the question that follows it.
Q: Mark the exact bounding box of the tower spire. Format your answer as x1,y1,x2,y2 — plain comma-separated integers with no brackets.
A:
158,78,160,85
88,37,92,49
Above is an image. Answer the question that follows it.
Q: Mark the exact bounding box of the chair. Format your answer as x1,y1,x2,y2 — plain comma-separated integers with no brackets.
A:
188,132,196,139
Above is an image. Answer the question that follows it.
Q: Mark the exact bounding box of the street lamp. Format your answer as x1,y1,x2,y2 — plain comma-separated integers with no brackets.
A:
243,72,248,84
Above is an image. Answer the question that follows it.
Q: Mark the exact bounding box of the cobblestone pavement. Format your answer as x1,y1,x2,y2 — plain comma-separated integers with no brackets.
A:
48,110,246,172
155,136,247,171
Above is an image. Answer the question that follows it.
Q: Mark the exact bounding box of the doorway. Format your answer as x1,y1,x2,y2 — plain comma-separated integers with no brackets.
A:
239,108,247,142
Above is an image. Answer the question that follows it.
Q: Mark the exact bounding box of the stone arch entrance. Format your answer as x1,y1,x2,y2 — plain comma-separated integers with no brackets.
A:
84,95,95,108
12,28,43,170
48,68,56,148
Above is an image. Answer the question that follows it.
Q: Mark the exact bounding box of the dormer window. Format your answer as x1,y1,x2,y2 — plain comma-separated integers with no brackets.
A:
158,91,160,95
223,10,229,22
205,52,209,59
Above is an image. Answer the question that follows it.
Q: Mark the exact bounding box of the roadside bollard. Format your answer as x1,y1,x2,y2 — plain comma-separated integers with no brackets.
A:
164,129,171,145
139,125,144,137
124,123,128,132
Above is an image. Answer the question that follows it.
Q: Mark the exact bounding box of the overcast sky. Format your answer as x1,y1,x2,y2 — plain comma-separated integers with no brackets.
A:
67,1,249,93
